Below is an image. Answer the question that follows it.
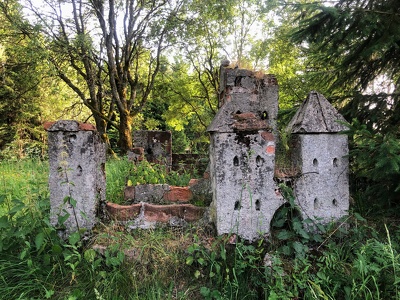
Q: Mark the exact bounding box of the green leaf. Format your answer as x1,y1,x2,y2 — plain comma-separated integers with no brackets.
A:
52,244,63,254
0,216,9,228
276,230,294,240
84,249,96,262
69,232,80,246
58,211,70,225
186,256,194,265
9,202,25,215
35,232,45,250
45,289,55,299
220,245,226,260
200,287,210,296
292,241,308,255
0,194,6,205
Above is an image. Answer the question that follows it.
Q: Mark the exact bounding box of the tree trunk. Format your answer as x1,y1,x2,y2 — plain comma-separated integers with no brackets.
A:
93,114,115,156
118,112,133,154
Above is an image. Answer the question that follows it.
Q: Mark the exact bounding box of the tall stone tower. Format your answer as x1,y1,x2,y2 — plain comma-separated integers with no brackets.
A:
287,92,349,223
207,67,283,241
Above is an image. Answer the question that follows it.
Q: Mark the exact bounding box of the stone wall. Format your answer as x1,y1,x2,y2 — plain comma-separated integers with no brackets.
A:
133,130,172,169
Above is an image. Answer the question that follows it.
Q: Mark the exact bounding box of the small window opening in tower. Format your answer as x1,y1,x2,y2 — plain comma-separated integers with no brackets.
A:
233,156,239,166
333,158,338,167
313,158,318,167
234,200,241,210
255,199,261,211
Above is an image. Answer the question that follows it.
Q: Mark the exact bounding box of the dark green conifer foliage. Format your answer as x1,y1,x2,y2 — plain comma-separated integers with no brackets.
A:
291,0,400,211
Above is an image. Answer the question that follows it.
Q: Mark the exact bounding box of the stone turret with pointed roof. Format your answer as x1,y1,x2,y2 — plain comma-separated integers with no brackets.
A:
287,91,347,134
287,91,349,224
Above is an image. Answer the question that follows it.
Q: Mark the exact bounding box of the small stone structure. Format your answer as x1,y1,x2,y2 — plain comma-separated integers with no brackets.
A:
208,67,350,241
207,68,284,241
45,120,106,237
132,130,172,168
288,91,349,223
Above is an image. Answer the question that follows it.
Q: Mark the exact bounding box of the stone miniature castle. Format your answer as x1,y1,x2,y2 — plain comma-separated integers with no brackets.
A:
45,67,349,242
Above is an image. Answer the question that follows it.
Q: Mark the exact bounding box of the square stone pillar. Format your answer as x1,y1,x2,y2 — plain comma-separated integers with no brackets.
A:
46,120,106,237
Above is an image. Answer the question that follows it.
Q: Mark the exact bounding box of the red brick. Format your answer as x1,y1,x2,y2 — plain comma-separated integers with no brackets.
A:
260,131,274,141
78,123,96,131
232,118,269,131
266,145,275,155
163,186,193,202
43,121,55,131
143,203,205,223
106,202,141,221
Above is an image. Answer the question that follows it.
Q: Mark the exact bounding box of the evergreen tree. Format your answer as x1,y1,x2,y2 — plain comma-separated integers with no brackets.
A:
291,0,400,211
0,1,44,158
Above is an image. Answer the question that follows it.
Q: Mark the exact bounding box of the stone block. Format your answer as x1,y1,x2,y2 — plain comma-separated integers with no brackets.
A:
134,184,170,204
143,203,205,223
124,186,135,202
133,130,172,168
127,147,145,163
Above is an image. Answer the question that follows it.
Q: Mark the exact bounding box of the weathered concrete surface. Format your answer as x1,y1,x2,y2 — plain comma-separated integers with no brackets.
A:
287,91,347,133
288,92,349,223
127,147,145,163
134,184,170,204
47,120,106,237
291,134,349,222
210,69,279,134
189,178,213,206
124,184,195,204
208,131,284,241
208,68,283,241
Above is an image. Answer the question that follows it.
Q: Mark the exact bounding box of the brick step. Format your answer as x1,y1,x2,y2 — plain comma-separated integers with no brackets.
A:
106,202,205,224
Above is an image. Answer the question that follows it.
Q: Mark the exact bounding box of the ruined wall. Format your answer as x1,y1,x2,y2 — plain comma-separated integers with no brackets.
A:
46,120,106,238
132,130,172,168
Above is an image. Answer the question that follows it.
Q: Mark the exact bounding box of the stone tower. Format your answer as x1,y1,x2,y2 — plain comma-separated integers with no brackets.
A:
207,67,284,241
287,91,349,223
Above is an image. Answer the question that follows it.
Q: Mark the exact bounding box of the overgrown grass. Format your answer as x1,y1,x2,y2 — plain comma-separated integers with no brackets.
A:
1,159,400,299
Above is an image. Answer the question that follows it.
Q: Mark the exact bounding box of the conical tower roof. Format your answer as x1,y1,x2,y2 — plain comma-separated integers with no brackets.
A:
287,91,348,133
